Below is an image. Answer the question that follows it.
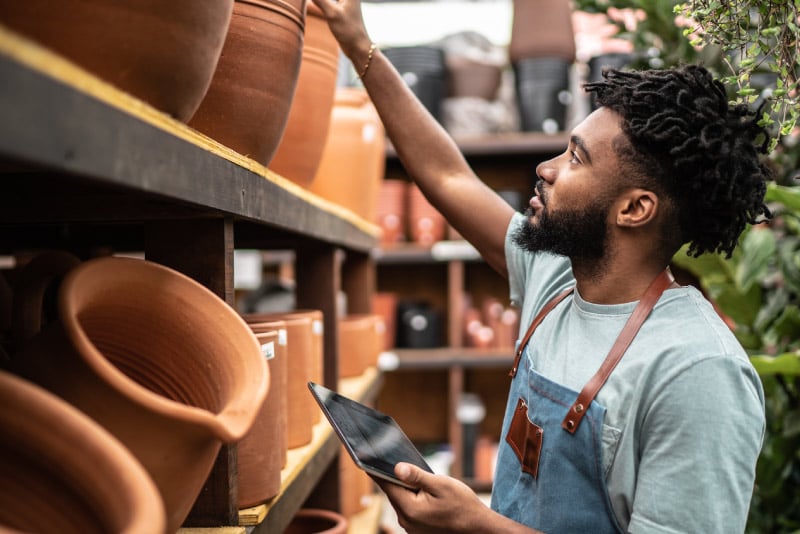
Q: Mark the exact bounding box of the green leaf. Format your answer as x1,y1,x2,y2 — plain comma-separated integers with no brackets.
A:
736,229,776,291
751,352,800,376
766,184,800,212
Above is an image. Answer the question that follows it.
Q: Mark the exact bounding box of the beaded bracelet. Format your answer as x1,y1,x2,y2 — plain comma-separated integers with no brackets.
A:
359,42,377,79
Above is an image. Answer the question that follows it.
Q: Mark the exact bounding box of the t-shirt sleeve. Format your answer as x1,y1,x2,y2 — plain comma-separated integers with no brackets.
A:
628,355,765,533
505,212,529,308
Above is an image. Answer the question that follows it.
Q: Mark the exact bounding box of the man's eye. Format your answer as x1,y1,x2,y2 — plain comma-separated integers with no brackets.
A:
570,150,580,164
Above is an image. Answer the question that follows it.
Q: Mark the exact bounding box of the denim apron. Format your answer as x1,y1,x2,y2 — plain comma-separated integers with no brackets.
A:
491,270,673,533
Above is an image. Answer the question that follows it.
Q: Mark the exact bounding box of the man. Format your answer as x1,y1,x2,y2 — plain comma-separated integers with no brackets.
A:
312,0,772,531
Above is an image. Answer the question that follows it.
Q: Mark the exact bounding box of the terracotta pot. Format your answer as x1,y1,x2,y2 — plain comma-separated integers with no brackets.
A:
8,257,269,532
339,445,374,518
508,0,576,63
245,312,316,448
238,327,288,507
338,313,380,379
0,370,166,534
376,179,408,245
189,0,306,165
0,0,234,122
267,2,340,187
309,88,386,221
408,183,446,246
372,292,398,351
285,508,348,534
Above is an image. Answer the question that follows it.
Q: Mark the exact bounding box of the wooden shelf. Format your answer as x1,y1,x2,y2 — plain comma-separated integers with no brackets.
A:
373,240,482,264
386,131,570,159
0,26,378,254
379,348,514,370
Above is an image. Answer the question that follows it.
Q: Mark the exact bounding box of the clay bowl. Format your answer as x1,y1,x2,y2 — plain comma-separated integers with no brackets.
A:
284,508,348,534
0,370,166,534
0,0,235,122
9,256,268,532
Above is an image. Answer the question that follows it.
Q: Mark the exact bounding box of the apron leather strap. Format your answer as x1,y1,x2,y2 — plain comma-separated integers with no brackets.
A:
509,287,574,378
561,269,674,433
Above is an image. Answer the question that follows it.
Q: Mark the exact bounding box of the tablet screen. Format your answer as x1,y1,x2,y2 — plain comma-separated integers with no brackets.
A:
308,381,433,487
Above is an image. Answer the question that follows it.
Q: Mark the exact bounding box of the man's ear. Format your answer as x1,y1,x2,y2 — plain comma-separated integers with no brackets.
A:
616,189,658,227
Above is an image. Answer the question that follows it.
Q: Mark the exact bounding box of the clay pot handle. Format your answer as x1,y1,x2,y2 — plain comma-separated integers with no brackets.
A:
11,250,81,348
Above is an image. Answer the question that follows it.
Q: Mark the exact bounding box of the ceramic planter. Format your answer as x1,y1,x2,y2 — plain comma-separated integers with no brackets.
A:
338,313,380,379
508,0,576,63
0,0,234,122
189,0,306,165
0,370,166,534
408,183,446,246
376,179,408,245
245,312,317,448
285,508,348,534
9,256,268,532
268,2,341,187
310,88,386,222
238,327,288,507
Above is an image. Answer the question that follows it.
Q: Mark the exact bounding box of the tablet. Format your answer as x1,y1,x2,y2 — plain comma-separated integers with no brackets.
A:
308,381,433,490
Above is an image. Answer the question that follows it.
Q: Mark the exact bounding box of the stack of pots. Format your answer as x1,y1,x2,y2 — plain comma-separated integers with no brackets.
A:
238,323,289,507
189,0,307,166
375,179,408,246
6,253,269,532
338,313,383,379
383,45,448,123
0,0,235,123
268,2,341,187
508,0,576,132
408,183,446,246
309,88,386,222
0,370,166,534
243,309,324,448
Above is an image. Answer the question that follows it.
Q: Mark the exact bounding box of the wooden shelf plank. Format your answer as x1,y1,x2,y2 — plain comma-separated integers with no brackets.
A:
378,348,514,370
386,131,569,158
0,25,378,252
347,493,384,534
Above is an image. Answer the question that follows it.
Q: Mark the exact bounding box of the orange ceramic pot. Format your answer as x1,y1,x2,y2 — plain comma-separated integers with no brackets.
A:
0,370,166,534
508,0,576,63
285,508,348,534
268,2,340,187
238,327,288,507
309,88,386,221
339,445,374,518
189,0,306,164
245,312,316,448
0,0,234,122
338,313,380,379
9,257,268,532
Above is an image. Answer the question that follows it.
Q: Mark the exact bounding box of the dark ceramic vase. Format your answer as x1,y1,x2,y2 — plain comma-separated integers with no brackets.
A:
0,0,235,122
188,0,306,165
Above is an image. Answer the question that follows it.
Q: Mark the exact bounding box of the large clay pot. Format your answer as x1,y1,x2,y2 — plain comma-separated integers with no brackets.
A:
508,0,576,63
309,88,386,222
338,313,380,379
285,508,348,534
0,0,234,122
238,327,288,507
8,256,269,532
0,370,166,534
245,312,316,448
267,2,340,188
189,0,306,165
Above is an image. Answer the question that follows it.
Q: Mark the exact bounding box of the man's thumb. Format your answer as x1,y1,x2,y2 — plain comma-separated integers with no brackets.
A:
395,462,426,487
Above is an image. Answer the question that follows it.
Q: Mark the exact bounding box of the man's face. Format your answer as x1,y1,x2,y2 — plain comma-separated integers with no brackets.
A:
512,108,625,260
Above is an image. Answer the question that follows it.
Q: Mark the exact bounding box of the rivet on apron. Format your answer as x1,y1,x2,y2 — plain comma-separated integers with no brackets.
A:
565,419,575,431
573,403,584,414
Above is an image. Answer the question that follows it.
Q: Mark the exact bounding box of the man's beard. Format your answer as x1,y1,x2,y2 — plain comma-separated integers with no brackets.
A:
512,199,610,260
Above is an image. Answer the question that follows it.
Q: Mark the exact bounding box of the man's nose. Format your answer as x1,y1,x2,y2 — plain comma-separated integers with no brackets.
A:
535,158,556,184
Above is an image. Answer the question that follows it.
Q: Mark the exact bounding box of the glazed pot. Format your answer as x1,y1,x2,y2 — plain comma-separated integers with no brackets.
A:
0,370,166,534
245,312,316,448
0,0,234,122
267,2,340,187
238,327,288,507
189,0,306,165
9,256,269,532
284,508,348,534
309,88,386,222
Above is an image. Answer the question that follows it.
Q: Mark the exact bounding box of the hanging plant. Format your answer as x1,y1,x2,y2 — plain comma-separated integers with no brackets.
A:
674,1,800,151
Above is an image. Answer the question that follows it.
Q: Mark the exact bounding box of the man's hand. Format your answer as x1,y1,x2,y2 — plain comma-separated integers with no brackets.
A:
310,0,372,61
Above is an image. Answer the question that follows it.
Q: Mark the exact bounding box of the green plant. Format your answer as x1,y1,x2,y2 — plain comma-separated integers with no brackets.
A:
675,0,800,151
672,183,800,532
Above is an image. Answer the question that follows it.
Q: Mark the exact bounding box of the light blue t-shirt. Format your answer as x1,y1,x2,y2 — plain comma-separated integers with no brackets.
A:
504,212,765,533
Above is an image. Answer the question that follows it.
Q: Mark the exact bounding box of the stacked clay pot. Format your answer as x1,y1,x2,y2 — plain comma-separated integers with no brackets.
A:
268,2,341,187
338,313,382,379
285,508,348,534
9,256,268,532
339,444,375,519
375,179,408,245
309,88,386,222
0,370,166,534
238,324,289,507
244,310,322,448
408,182,446,246
0,0,234,122
189,0,306,165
